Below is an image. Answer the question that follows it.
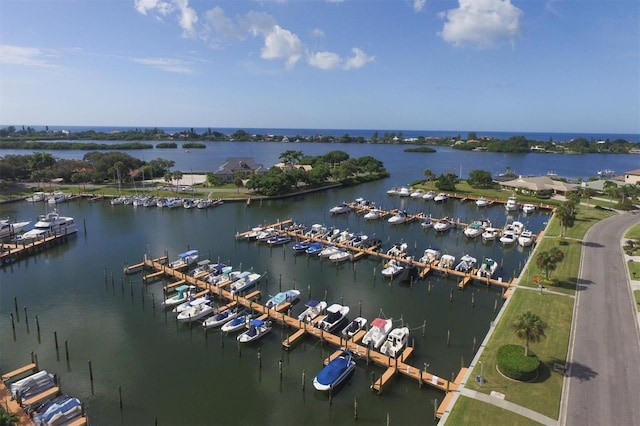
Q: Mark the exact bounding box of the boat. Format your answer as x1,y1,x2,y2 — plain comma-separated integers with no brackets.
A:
266,233,291,245
25,191,46,202
203,307,243,328
298,300,327,323
455,254,477,273
237,319,272,343
419,248,441,264
397,264,419,283
422,190,436,200
110,195,127,206
439,254,456,269
243,226,264,240
190,259,213,277
397,186,411,197
347,233,368,248
305,242,323,255
329,203,350,215
481,227,500,242
177,302,216,322
161,285,196,307
318,245,341,258
312,350,356,391
518,229,535,247
386,242,408,257
256,228,279,242
598,169,615,178
0,219,30,239
172,293,212,313
505,196,519,212
475,196,488,207
142,196,157,207
265,289,301,309
420,218,433,229
165,197,182,208
228,271,263,295
463,220,489,238
341,317,367,339
361,317,393,349
292,240,312,252
168,249,199,269
47,190,67,204
522,203,535,214
381,259,405,278
410,189,425,198
386,187,400,195
387,210,408,225
433,219,452,232
16,210,77,242
329,249,353,263
9,370,56,401
317,303,349,332
31,395,83,425
499,230,517,245
379,327,410,358
363,208,382,220
221,312,252,333
477,258,499,278
433,193,449,202
182,198,195,209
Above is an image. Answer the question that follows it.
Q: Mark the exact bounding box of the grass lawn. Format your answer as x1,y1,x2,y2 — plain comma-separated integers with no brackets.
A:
625,223,640,240
634,290,640,312
543,205,613,240
628,262,640,283
445,396,544,426
463,290,573,420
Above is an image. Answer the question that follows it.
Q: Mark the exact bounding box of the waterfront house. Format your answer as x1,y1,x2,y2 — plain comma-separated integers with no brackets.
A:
498,175,577,196
213,157,268,183
623,169,640,185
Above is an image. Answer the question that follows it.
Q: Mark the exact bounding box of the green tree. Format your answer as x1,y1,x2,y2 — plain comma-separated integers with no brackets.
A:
279,150,304,166
535,247,565,280
28,152,55,171
512,311,547,357
467,169,493,188
423,169,436,181
556,201,577,237
435,173,458,191
467,131,477,140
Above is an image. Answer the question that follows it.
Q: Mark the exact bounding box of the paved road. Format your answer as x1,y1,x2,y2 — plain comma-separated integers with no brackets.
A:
562,212,640,425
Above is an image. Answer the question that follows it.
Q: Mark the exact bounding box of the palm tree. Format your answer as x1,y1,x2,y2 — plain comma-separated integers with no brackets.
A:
556,201,577,237
512,311,547,356
535,247,565,280
0,406,19,426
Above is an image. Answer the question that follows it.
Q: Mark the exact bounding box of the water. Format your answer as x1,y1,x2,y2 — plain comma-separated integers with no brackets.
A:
0,144,573,424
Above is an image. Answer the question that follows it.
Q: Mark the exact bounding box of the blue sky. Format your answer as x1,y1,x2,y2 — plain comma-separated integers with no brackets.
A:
0,0,638,134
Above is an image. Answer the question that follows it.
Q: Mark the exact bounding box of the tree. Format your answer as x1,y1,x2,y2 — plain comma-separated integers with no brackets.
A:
512,311,547,356
0,405,19,426
435,173,458,191
556,201,577,237
423,169,436,181
535,247,565,280
467,131,477,140
279,150,303,166
467,169,493,188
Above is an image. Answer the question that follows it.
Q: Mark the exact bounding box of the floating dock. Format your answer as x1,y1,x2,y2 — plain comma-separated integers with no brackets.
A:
0,233,73,265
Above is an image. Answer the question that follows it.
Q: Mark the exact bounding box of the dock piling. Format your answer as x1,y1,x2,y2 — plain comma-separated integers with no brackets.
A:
301,370,305,391
65,340,70,362
14,296,19,320
36,315,41,342
10,313,15,334
118,385,123,409
24,306,29,333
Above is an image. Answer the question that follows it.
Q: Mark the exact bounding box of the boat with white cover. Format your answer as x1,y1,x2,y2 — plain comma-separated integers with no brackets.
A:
387,210,408,225
455,254,477,273
379,327,410,358
341,317,367,339
329,203,350,215
361,318,393,349
237,319,272,343
381,259,404,278
298,300,327,323
265,289,301,309
419,248,441,264
312,350,356,391
9,370,56,401
439,254,456,269
317,303,349,332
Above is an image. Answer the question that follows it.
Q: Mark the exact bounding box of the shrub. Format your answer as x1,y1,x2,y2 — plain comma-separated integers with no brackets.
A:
496,344,540,381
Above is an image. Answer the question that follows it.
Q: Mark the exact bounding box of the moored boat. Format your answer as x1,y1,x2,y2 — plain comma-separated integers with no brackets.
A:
363,208,382,220
177,302,216,322
433,219,452,232
237,319,272,343
522,203,535,214
329,249,353,263
379,327,410,358
265,289,301,309
419,248,441,264
518,229,535,247
455,254,477,273
387,210,408,225
16,210,77,242
161,285,196,307
475,196,488,207
433,193,449,202
477,258,498,278
317,303,349,332
221,312,252,333
481,227,500,242
168,249,199,269
329,203,350,215
361,317,393,349
312,350,356,391
341,317,367,339
0,219,31,239
439,254,456,269
505,196,519,212
381,259,404,278
203,307,243,328
298,300,327,323
228,271,263,295
422,190,436,200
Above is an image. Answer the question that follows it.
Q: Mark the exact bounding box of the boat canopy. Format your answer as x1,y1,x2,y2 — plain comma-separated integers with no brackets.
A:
175,284,191,292
196,259,211,266
371,318,388,329
179,249,198,258
305,299,321,308
326,304,342,313
236,271,251,280
250,319,265,327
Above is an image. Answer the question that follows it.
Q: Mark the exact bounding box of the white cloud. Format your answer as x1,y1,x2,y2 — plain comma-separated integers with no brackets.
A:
0,45,56,67
261,25,304,69
343,47,375,69
307,51,341,70
205,6,245,39
413,0,426,13
132,57,193,73
310,28,325,38
134,0,172,16
438,0,523,48
243,11,278,37
174,0,198,38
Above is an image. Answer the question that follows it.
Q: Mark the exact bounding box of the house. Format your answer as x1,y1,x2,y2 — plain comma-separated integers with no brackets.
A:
498,176,577,196
623,169,640,185
213,157,268,183
272,162,313,172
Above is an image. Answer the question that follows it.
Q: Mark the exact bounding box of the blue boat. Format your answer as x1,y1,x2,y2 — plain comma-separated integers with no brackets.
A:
313,350,356,391
305,242,323,255
292,241,311,252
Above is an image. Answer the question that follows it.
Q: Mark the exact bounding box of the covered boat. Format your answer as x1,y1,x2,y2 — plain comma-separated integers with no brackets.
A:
312,350,356,391
298,300,327,323
237,319,272,343
518,230,535,247
228,271,263,295
361,318,393,349
168,249,199,269
455,254,477,273
477,258,499,278
439,254,456,269
203,307,243,329
32,395,83,425
419,248,441,264
10,370,56,401
265,289,301,309
381,259,404,278
304,242,324,255
221,312,252,333
317,303,349,332
161,285,196,307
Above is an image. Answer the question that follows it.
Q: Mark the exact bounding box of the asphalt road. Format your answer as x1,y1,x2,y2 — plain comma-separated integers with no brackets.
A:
562,212,640,425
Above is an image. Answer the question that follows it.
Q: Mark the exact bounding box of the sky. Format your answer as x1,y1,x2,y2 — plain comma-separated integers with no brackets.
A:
0,0,638,134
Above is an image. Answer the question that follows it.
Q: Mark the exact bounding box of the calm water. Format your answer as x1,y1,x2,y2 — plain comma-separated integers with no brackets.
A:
0,143,599,425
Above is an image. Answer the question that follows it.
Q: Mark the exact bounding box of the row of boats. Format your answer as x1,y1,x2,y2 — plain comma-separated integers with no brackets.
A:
1,210,78,243
25,190,67,204
109,194,222,209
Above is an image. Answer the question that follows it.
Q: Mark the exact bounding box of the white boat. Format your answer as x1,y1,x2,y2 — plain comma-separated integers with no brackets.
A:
243,226,264,240
329,203,350,215
439,254,456,269
433,219,452,232
482,227,500,242
0,219,30,239
161,285,196,307
317,303,349,332
420,218,433,229
256,228,279,242
16,210,77,242
379,327,410,358
433,193,449,202
499,231,517,245
419,248,441,264
386,187,400,195
203,307,243,328
341,317,367,339
221,312,252,333
505,196,519,212
25,192,46,202
397,186,411,197
9,370,56,401
265,289,301,309
381,259,405,278
518,230,535,247
475,197,488,207
47,190,67,204
228,271,263,295
422,191,436,200
172,293,212,313
477,258,499,278
237,319,272,343
386,242,408,257
329,249,353,263
388,210,408,225
318,245,341,258
347,233,368,248
463,220,488,238
455,254,477,273
142,196,157,207
364,208,382,220
168,249,199,269
410,189,425,198
177,302,216,322
298,300,327,323
361,318,393,349
312,350,356,391
522,203,535,214
266,234,292,245
165,197,182,208
110,196,127,206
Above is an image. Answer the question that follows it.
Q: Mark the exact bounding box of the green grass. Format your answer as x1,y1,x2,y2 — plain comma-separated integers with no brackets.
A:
446,396,544,426
634,290,640,312
625,223,640,240
465,290,573,420
543,205,613,240
628,262,640,282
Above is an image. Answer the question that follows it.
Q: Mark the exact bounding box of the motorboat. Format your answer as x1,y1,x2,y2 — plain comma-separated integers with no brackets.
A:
182,198,195,209
318,245,341,258
475,197,488,207
266,234,291,245
142,196,157,207
190,259,213,277
334,230,354,244
305,242,324,255
420,218,433,229
410,189,425,198
292,240,312,252
329,203,350,215
228,271,263,295
518,230,535,247
47,190,67,204
361,318,393,349
422,191,436,200
455,254,477,273
243,226,264,240
329,249,353,263
256,228,278,242
433,219,452,232
353,197,375,209
433,193,449,202
522,203,535,214
347,233,368,248
419,248,441,264
203,307,243,329
499,231,517,245
380,327,410,358
397,186,411,197
304,223,328,238
341,317,367,339
0,219,30,239
312,350,356,391
317,303,349,332
16,210,77,242
9,370,56,401
464,220,489,238
221,312,252,333
177,302,216,322
398,264,419,283
505,196,519,212
237,319,272,343
477,258,499,278
481,227,500,242
364,208,382,220
25,191,46,202
439,254,456,269
362,237,382,250
505,221,524,235
32,395,83,425
161,285,196,307
388,210,408,225
168,249,199,269
165,197,182,208
265,289,301,309
381,259,405,278
386,187,400,195
386,242,408,257
110,196,127,206
172,293,212,313
298,300,327,323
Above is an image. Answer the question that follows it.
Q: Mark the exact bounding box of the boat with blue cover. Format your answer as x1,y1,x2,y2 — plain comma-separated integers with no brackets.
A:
237,319,272,343
265,289,301,309
313,350,356,391
305,242,323,255
168,249,199,268
203,307,242,328
221,312,252,333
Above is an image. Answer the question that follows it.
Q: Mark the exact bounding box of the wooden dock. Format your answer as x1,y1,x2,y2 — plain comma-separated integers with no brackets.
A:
0,232,72,265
